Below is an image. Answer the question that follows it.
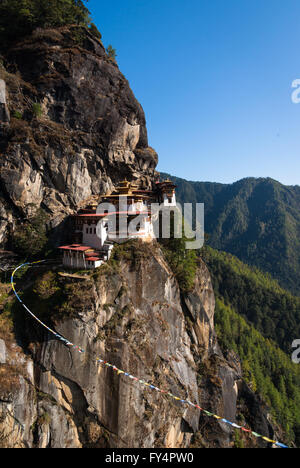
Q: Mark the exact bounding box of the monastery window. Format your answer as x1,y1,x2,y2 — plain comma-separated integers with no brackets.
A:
94,228,96,234
90,228,93,234
86,228,88,234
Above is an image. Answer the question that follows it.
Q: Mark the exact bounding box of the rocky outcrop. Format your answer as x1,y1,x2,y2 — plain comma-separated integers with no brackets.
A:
0,246,275,448
0,25,158,246
182,261,217,356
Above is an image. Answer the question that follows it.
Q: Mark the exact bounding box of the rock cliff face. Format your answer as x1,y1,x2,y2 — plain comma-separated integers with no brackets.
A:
0,25,276,449
0,245,274,448
0,25,158,246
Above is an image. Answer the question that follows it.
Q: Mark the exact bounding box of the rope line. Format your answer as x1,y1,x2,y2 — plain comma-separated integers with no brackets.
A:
11,262,85,353
10,261,289,449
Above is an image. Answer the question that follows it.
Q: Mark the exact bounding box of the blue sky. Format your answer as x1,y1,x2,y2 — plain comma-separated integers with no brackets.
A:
88,0,300,186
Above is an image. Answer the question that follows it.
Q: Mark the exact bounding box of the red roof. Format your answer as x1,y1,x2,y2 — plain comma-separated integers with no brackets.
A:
59,245,92,252
132,189,154,192
77,211,150,218
86,257,101,262
76,213,106,218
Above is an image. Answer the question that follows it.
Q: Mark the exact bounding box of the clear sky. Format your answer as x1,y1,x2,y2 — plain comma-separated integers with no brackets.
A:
87,0,300,186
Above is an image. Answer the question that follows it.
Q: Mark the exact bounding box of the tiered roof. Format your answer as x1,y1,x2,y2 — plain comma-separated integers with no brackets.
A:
59,244,101,262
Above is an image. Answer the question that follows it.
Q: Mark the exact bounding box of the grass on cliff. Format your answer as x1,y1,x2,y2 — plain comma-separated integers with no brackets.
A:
12,209,49,259
32,271,95,321
98,237,198,293
95,239,160,275
10,270,95,348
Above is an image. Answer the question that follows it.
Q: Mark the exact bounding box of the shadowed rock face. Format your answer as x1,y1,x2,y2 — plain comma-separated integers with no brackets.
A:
0,26,158,246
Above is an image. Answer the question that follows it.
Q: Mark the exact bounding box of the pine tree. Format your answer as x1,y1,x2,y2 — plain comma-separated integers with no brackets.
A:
0,0,91,46
106,45,117,61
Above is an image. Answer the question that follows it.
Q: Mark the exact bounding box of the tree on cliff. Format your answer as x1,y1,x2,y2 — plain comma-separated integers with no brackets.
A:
106,45,117,61
12,209,48,258
159,212,197,293
0,0,96,46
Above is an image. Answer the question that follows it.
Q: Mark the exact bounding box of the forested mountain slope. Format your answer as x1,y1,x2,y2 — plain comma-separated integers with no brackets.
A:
200,246,300,445
161,173,300,295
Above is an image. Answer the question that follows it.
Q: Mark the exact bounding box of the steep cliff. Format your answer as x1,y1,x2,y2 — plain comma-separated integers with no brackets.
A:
0,25,279,449
0,25,158,247
0,243,275,448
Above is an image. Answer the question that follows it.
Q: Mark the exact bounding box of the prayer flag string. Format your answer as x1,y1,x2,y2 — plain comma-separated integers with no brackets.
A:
10,262,289,449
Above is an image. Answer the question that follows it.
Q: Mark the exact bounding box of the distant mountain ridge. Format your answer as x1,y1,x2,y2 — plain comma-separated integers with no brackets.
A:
160,173,300,295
